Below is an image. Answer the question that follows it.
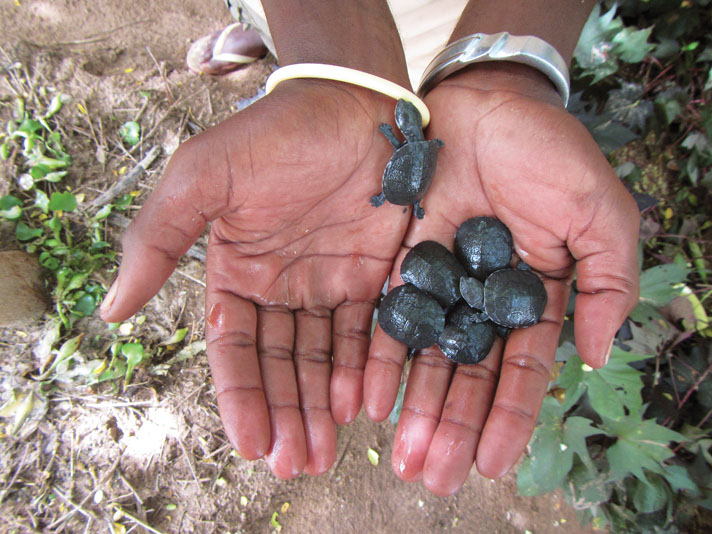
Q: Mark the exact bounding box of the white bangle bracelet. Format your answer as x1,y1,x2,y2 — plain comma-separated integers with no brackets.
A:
265,63,431,127
418,32,570,106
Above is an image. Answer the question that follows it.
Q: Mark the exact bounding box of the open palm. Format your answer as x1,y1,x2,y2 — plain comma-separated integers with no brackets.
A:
364,70,640,495
101,80,410,478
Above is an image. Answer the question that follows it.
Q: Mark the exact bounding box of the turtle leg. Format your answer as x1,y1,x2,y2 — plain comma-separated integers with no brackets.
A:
370,191,386,207
413,201,425,219
379,124,403,149
406,348,417,361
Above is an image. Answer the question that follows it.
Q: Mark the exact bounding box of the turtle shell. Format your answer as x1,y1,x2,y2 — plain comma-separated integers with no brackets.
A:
400,241,467,306
378,284,445,349
382,140,440,205
438,319,496,365
455,217,513,280
483,269,547,328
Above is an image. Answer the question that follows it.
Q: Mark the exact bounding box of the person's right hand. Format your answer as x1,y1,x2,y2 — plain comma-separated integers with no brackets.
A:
100,80,411,477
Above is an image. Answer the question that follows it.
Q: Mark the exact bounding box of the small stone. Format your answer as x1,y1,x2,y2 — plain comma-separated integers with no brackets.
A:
0,250,47,326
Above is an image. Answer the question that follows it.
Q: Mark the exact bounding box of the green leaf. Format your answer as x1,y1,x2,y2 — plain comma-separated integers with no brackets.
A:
556,352,587,411
34,190,49,214
604,412,686,485
119,121,141,146
575,349,650,421
0,141,9,160
44,94,66,118
15,221,44,241
612,27,655,63
120,343,146,384
367,447,380,466
161,327,188,346
517,397,573,496
662,464,699,493
563,416,604,472
48,192,77,212
0,195,23,220
631,474,669,513
639,263,690,306
71,293,96,317
93,205,112,220
564,463,612,510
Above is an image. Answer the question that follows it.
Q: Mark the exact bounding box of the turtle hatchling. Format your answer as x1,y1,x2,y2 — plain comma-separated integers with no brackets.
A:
483,269,547,328
370,99,443,219
378,284,445,349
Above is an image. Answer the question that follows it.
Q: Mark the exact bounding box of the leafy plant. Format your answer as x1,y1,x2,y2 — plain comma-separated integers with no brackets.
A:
518,2,712,532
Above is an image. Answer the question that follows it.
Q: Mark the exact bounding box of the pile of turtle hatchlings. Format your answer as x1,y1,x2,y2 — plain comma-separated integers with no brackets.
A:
378,217,548,364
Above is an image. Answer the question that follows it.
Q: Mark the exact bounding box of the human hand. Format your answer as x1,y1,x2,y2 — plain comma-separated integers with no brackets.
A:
363,63,640,495
100,81,410,477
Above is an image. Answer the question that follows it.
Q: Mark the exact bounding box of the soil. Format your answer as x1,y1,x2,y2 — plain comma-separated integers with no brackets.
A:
0,1,597,533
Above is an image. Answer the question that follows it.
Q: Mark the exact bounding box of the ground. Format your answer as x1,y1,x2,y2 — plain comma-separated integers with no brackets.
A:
0,1,596,533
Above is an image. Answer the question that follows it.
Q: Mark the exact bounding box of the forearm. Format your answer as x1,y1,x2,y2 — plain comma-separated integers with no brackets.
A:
261,0,409,87
450,0,596,64
430,1,596,103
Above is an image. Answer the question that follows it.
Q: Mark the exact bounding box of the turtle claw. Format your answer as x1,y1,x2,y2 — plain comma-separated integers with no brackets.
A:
370,192,386,207
413,201,425,219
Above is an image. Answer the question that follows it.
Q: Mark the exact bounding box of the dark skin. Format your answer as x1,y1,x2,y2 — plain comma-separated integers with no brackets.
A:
101,0,640,494
364,0,639,496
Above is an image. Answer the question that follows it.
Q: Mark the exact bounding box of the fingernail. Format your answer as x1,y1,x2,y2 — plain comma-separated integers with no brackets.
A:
603,338,614,366
100,280,118,314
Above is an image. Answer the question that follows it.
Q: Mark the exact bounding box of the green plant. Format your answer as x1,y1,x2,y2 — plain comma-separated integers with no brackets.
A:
518,2,712,532
0,73,198,392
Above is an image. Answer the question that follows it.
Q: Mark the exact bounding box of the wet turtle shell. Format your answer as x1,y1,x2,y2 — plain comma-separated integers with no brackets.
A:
455,217,513,280
370,99,443,219
483,269,547,328
381,141,441,207
438,304,496,364
400,241,467,307
378,284,445,349
459,276,484,309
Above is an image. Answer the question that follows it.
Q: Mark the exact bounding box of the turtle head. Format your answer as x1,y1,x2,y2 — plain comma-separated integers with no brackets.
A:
394,99,424,142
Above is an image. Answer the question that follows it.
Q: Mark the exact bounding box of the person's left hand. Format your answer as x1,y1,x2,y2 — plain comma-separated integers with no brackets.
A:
364,64,640,496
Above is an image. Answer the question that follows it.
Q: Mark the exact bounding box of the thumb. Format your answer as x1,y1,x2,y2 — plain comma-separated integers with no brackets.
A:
100,131,235,322
570,184,640,368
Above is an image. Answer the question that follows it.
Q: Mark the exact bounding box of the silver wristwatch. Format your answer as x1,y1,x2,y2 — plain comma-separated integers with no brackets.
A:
417,32,570,106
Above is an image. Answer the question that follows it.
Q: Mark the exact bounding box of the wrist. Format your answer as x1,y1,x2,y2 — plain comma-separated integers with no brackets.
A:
261,1,410,88
433,61,563,106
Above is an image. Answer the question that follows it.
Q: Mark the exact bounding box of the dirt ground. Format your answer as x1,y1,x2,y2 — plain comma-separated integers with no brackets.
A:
0,1,597,533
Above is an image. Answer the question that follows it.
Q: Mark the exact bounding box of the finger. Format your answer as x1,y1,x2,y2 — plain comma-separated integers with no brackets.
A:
475,277,569,479
205,290,269,460
569,184,640,368
364,253,410,422
294,308,336,476
100,134,231,322
331,300,376,424
391,347,454,482
257,306,307,479
422,338,503,496
364,322,410,421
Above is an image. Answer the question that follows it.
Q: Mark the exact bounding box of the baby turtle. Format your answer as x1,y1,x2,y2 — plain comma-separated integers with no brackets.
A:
438,303,496,364
400,241,466,307
370,99,443,219
455,217,514,280
459,276,484,310
378,284,446,349
483,269,547,328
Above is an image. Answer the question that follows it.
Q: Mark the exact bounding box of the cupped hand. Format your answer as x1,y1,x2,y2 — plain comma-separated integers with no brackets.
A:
364,64,640,495
100,81,410,477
